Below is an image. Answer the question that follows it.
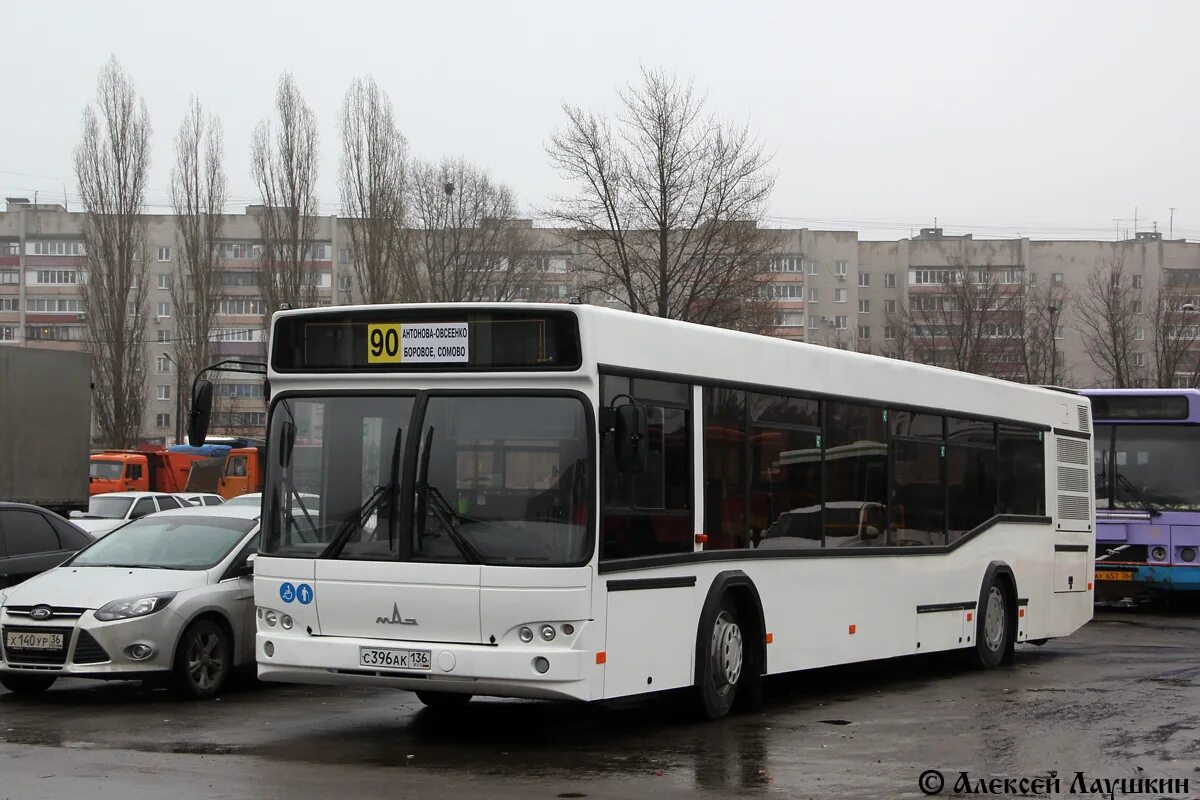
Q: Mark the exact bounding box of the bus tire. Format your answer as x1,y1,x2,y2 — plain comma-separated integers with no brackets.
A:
415,690,472,709
695,596,744,720
969,577,1014,669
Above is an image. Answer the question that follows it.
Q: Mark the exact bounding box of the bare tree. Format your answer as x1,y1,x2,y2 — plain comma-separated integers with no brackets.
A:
406,157,533,301
170,96,226,410
547,68,779,332
251,73,320,319
1074,252,1142,387
74,58,152,448
1150,281,1200,388
895,258,1023,377
1016,281,1071,385
339,76,409,304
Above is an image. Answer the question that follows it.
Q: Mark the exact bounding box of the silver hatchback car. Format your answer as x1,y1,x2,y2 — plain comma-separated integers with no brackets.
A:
0,505,258,698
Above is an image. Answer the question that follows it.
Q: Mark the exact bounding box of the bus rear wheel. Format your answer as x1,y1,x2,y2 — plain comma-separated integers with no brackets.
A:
695,597,744,720
969,579,1014,669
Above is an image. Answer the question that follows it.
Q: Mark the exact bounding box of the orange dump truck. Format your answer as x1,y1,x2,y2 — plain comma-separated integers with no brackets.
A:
88,448,214,495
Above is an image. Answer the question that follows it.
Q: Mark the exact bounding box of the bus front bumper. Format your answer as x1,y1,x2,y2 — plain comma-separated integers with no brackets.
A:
255,631,596,701
1095,564,1200,599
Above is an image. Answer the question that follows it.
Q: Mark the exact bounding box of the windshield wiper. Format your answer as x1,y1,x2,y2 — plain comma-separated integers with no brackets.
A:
1115,473,1161,517
415,481,484,564
320,428,403,559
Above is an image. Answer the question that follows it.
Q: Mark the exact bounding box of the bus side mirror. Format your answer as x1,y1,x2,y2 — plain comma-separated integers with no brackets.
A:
279,420,296,468
613,403,648,475
187,379,214,447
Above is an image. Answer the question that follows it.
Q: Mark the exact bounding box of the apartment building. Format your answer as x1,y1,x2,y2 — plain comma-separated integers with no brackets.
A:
4,197,1200,444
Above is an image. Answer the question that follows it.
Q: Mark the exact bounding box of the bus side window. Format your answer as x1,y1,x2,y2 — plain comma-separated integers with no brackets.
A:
599,375,692,560
998,426,1045,515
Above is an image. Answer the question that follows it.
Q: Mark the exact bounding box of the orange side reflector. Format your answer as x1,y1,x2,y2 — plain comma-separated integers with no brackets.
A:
848,624,856,635
1019,608,1025,618
595,651,606,664
1088,582,1093,591
695,533,709,544
966,612,973,622
765,633,774,644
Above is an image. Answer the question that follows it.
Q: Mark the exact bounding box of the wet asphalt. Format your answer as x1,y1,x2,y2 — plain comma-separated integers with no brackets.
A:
1,609,1197,800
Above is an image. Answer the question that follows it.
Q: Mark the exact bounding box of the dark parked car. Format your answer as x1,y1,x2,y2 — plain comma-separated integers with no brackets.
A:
0,502,92,589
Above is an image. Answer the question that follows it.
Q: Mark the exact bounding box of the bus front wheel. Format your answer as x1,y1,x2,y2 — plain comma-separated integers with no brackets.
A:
415,690,472,709
695,596,744,720
969,578,1014,669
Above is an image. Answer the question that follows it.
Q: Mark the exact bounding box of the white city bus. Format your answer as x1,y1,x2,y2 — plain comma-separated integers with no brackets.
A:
226,303,1094,719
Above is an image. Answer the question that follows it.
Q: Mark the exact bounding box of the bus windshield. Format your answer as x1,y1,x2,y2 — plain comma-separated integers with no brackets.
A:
1095,424,1200,510
263,394,592,565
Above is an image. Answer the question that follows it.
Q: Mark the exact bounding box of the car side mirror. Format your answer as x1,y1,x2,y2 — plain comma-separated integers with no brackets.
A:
613,401,648,475
69,510,84,519
236,554,256,578
188,378,214,447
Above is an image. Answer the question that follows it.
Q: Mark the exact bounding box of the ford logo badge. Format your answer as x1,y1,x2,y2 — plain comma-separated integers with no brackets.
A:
29,606,53,620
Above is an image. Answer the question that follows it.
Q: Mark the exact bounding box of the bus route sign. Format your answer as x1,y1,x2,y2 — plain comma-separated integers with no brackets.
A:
367,322,469,365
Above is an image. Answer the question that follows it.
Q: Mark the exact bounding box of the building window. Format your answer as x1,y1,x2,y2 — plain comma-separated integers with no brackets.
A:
772,284,803,300
1133,300,1143,314
884,272,896,288
835,288,848,303
157,329,173,343
858,272,870,287
0,298,18,311
215,382,265,398
1133,275,1143,288
807,288,818,303
156,413,171,428
32,241,83,256
1052,272,1064,285
28,298,83,313
211,411,268,428
858,299,870,313
156,385,172,401
25,325,80,341
772,256,802,273
339,248,350,264
35,270,79,285
0,326,16,341
156,302,171,318
218,298,265,316
211,328,259,342
1133,353,1145,368
1135,327,1145,341
157,246,171,262
808,261,819,276
858,325,871,340
835,315,848,329
835,261,848,277
337,274,353,291
808,316,819,330
157,273,172,290
884,325,896,340
884,299,897,314
155,356,171,373
0,271,18,285
777,311,805,328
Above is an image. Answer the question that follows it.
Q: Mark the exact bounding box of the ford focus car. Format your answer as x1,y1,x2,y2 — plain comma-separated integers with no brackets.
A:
0,505,258,699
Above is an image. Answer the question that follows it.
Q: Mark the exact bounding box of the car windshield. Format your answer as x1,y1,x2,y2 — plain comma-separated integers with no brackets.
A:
1095,424,1200,510
89,460,124,480
87,496,133,518
263,394,592,565
71,515,255,569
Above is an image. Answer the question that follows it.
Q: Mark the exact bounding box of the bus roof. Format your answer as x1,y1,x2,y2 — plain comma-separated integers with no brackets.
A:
269,302,1084,433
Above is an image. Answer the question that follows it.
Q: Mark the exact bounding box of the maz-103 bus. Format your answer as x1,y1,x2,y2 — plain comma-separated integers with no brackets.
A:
188,303,1094,719
1083,389,1200,600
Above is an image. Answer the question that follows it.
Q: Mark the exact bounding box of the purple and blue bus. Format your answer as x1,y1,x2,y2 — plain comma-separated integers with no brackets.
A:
1083,389,1200,600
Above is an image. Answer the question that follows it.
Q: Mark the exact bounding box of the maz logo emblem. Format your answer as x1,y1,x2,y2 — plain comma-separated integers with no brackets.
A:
29,606,53,620
376,603,418,626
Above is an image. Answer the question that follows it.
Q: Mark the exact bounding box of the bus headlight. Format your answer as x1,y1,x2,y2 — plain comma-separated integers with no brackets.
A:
1181,547,1197,563
518,626,534,643
265,610,278,627
1151,546,1168,562
539,624,556,642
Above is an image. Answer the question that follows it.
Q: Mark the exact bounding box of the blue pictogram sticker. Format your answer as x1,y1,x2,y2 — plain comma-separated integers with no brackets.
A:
279,582,296,604
296,583,314,605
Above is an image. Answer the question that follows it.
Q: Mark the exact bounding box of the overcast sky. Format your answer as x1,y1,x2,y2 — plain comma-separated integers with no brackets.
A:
2,1,1197,240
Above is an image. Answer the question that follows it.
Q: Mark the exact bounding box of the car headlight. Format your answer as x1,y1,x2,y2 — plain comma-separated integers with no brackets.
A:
94,592,177,622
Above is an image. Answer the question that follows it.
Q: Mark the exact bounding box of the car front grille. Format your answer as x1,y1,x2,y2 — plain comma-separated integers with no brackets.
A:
3,605,86,620
72,630,110,664
1,625,71,666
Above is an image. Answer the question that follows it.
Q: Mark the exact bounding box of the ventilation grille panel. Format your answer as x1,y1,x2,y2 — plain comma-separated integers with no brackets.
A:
1057,437,1089,465
1077,404,1091,433
1058,466,1090,493
1058,495,1091,521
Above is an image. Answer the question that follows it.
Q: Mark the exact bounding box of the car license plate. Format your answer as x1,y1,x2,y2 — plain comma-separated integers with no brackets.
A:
359,647,431,671
6,631,64,651
1095,570,1134,581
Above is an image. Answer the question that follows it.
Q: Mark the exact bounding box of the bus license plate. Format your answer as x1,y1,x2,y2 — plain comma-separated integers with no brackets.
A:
6,631,64,651
1095,570,1134,581
359,647,431,671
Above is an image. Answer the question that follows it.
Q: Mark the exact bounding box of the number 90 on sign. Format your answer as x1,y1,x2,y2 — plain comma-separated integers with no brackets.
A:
367,324,403,363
